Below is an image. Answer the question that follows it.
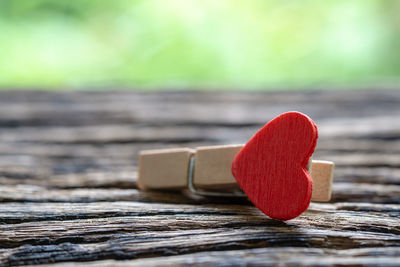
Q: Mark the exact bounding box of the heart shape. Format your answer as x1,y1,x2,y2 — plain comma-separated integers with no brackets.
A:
231,112,318,220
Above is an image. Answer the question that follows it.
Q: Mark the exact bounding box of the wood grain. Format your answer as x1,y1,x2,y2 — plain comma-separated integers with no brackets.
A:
38,247,400,267
0,90,399,266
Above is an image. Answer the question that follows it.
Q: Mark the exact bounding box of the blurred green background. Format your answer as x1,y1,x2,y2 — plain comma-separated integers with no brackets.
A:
0,0,399,89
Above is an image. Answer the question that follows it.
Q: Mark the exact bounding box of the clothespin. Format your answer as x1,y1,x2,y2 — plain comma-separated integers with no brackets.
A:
137,112,335,220
138,145,334,201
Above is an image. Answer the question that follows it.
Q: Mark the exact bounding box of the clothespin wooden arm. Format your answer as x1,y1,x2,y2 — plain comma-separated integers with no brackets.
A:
138,145,334,202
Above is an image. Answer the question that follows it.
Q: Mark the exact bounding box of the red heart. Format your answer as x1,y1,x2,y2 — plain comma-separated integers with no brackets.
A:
231,112,318,221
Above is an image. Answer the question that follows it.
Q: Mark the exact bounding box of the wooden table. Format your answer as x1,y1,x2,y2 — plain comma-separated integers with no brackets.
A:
0,90,399,266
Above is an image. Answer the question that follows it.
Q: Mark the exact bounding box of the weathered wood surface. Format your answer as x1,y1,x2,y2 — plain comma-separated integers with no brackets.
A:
0,90,399,266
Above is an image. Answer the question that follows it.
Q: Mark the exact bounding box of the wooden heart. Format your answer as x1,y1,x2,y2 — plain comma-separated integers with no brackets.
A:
231,112,318,220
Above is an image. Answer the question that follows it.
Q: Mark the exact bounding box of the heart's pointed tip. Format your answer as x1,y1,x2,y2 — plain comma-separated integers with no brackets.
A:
270,215,299,221
269,215,295,221
265,191,312,221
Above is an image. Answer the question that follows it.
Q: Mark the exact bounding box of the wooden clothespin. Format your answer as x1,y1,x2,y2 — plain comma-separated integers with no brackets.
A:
138,145,334,202
138,112,335,221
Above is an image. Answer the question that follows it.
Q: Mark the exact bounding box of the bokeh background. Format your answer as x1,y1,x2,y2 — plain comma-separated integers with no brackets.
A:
0,0,399,89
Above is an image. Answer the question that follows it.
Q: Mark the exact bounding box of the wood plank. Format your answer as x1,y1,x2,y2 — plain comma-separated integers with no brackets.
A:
0,181,399,204
0,200,399,265
1,116,400,144
1,227,398,266
0,91,399,128
37,247,400,267
0,201,398,229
